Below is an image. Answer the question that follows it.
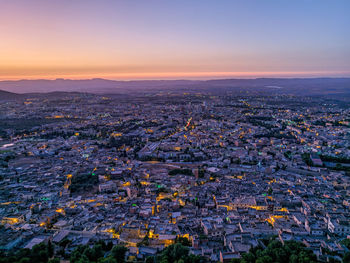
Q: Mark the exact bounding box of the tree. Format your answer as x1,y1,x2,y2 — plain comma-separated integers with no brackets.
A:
157,243,189,263
15,249,31,260
83,247,95,262
71,245,89,263
106,241,114,251
111,245,128,263
98,257,117,263
343,252,350,263
238,239,318,263
340,238,350,249
91,244,104,261
58,237,71,248
145,257,156,263
175,236,191,247
47,240,54,258
31,242,49,263
76,254,90,263
267,187,273,195
256,255,273,263
289,254,298,263
242,252,256,263
272,247,287,262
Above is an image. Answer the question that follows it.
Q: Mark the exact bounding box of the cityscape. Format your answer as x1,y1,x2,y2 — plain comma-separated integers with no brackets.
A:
1,84,350,262
1,1,350,263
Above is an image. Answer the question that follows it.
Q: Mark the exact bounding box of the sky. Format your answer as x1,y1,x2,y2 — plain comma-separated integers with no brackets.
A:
0,0,349,80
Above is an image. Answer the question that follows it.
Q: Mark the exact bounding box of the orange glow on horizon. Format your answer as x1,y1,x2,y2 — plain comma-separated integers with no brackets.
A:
0,1,348,83
1,70,349,81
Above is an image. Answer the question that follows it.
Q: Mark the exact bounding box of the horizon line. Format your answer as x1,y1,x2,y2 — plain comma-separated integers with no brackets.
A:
1,70,350,81
1,76,350,83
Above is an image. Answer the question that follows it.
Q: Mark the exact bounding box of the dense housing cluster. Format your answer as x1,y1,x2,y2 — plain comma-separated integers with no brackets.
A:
0,91,349,262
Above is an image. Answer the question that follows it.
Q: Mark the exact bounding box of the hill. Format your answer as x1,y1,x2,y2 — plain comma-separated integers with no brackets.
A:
0,90,22,100
0,78,349,97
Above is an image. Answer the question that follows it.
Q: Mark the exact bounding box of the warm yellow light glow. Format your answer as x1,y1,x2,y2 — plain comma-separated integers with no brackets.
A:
266,215,287,226
111,132,122,137
56,208,65,214
1,217,20,225
0,201,21,205
122,182,131,187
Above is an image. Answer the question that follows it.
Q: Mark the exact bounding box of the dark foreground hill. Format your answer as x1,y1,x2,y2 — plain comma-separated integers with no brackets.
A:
0,90,23,100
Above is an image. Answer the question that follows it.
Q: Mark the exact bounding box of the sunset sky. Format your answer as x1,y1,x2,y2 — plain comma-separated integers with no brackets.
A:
1,0,349,80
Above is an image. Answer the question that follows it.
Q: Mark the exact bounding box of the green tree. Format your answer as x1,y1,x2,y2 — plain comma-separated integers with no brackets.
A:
111,245,128,263
256,255,273,263
76,254,90,263
341,239,350,249
47,240,54,258
289,254,298,263
175,237,191,247
98,257,117,263
242,252,256,263
238,239,319,263
106,241,114,251
145,256,155,263
16,249,31,259
267,187,273,195
92,244,104,261
83,247,95,262
31,242,49,263
70,245,89,263
343,252,350,263
158,243,190,263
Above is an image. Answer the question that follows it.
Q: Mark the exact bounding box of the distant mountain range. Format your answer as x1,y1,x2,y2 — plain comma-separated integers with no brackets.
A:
0,78,350,96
